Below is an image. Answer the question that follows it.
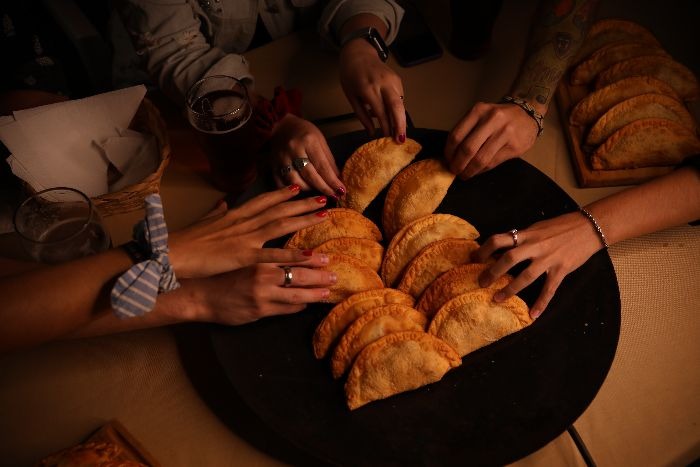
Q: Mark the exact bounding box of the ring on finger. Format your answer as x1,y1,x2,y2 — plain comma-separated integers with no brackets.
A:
292,157,311,172
282,266,293,287
509,229,519,248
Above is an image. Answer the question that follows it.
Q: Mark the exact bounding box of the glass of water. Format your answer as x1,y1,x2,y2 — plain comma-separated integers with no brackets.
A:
13,187,111,263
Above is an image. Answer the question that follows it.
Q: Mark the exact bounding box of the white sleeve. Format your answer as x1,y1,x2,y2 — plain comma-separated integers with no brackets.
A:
116,0,254,105
318,0,405,47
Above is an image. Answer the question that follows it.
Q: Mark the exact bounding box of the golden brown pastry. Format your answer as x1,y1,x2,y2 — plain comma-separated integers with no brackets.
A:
428,289,532,357
595,55,700,101
38,441,147,467
397,238,480,299
330,304,427,379
340,137,422,213
382,158,456,239
319,253,384,303
313,288,415,359
284,208,381,250
344,331,461,410
571,42,669,86
591,118,700,170
381,214,480,288
314,237,384,272
416,263,513,318
569,76,680,127
586,93,696,146
572,19,660,64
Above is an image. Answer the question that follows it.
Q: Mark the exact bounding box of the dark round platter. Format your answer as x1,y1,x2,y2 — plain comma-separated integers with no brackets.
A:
207,128,621,466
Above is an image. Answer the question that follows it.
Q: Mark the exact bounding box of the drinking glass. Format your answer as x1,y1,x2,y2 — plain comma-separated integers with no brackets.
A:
186,75,258,193
13,187,111,263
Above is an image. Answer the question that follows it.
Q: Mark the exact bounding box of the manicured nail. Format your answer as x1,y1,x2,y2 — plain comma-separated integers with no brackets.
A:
335,186,346,197
531,308,542,319
288,184,301,192
319,254,329,264
398,133,406,143
302,249,313,256
329,194,339,202
493,292,505,302
315,210,329,218
329,272,338,284
320,289,331,299
315,195,327,204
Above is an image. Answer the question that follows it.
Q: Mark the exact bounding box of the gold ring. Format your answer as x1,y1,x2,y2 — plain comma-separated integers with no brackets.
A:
509,229,519,248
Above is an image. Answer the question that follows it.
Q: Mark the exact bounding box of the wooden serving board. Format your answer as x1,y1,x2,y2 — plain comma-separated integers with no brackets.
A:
555,78,674,188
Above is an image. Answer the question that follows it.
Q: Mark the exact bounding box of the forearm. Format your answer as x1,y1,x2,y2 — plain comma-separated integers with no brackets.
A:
320,0,404,46
510,0,599,114
585,167,700,246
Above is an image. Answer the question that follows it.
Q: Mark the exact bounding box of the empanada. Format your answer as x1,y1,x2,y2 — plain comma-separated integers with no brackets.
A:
330,304,427,379
586,93,696,146
428,289,532,357
381,214,480,288
344,331,461,410
595,55,700,101
569,76,679,127
315,237,384,272
397,238,480,299
320,253,384,303
571,42,669,86
313,288,415,359
285,208,382,250
591,118,700,170
573,19,660,64
340,137,422,213
382,158,456,238
416,263,513,318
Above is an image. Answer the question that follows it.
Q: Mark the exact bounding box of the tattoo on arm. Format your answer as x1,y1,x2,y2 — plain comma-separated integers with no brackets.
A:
511,0,599,112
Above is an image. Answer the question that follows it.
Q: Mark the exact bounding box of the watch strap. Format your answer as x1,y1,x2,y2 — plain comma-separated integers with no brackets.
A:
340,27,389,62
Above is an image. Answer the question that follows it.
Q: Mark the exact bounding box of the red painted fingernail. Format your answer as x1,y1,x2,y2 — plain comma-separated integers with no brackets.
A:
315,195,327,204
329,194,339,202
335,186,346,197
288,184,301,192
398,133,406,143
302,249,313,256
315,210,329,217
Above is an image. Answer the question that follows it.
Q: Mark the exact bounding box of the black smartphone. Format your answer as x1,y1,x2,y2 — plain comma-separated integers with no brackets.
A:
390,0,443,67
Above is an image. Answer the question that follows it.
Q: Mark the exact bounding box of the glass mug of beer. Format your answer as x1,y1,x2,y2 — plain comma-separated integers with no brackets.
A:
13,187,111,263
186,75,258,194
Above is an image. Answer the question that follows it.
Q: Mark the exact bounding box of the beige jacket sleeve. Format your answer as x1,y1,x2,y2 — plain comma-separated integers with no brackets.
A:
116,0,254,106
319,0,405,47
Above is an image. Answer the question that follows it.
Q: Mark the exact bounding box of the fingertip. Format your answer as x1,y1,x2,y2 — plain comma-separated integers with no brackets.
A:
530,308,543,319
287,184,301,193
320,289,331,300
493,291,505,302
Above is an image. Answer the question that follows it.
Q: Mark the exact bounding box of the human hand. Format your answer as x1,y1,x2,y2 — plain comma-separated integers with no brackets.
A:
187,254,336,325
169,184,330,278
270,114,345,198
339,39,406,143
444,102,539,179
471,211,603,319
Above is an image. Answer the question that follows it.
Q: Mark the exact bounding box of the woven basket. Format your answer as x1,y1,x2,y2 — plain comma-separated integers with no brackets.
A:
92,98,171,216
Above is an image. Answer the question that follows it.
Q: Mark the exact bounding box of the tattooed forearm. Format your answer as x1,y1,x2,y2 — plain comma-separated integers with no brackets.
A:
511,0,599,113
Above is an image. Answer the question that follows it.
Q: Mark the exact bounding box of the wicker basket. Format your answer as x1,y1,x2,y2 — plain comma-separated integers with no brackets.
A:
92,97,171,216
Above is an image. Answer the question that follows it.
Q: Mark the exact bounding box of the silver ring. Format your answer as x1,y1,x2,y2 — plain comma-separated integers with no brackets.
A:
282,266,293,287
509,229,519,248
279,165,293,177
292,157,310,172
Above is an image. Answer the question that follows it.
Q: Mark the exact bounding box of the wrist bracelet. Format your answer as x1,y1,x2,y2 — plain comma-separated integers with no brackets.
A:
500,96,544,137
579,207,609,249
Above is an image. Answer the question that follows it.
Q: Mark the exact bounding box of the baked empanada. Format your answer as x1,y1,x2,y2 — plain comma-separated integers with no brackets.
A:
315,237,384,272
344,331,461,410
416,263,513,318
586,93,696,146
573,19,660,64
569,76,679,127
428,289,532,357
382,158,456,238
320,253,384,303
285,208,382,250
595,55,700,101
330,304,427,379
397,238,480,299
591,118,700,169
313,288,415,359
571,42,669,86
340,137,422,213
381,214,480,288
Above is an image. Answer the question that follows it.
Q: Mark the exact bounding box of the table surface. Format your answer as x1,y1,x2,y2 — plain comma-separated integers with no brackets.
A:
1,1,699,466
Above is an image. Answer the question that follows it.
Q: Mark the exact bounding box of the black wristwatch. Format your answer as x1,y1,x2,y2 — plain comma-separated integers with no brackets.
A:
340,27,389,62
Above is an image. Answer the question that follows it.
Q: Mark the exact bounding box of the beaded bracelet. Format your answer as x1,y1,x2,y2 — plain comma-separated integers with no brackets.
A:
580,207,609,248
500,96,544,137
